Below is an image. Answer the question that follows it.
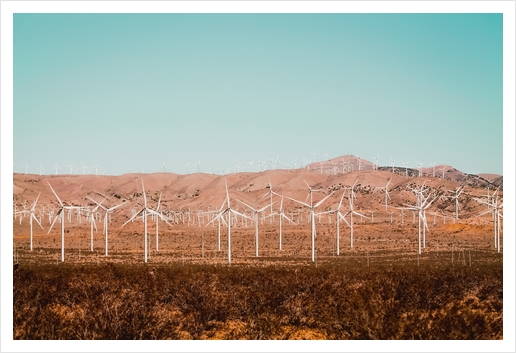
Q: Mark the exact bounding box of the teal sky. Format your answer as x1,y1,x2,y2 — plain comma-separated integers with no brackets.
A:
13,13,503,175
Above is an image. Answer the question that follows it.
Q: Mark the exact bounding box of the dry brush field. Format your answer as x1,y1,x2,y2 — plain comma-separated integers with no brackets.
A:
13,244,503,340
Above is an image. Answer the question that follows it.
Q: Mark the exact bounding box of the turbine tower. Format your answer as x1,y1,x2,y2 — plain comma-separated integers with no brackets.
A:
47,182,79,262
205,181,248,264
28,193,44,251
287,180,334,262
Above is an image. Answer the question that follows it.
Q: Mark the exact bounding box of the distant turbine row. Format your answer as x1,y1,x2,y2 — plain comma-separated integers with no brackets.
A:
15,154,447,177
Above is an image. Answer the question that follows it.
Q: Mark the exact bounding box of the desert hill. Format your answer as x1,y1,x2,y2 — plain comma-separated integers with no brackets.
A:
13,155,502,224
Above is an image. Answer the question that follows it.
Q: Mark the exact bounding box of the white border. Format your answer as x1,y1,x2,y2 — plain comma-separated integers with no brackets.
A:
2,1,514,352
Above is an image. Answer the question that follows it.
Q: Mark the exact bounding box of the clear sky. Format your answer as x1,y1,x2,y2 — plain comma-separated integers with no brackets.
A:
13,13,503,175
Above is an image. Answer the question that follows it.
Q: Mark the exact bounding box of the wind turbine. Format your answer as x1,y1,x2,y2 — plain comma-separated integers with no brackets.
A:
475,188,503,252
28,193,44,251
88,197,126,256
318,192,349,256
248,161,254,171
38,164,44,176
398,189,438,254
54,163,60,175
205,181,248,264
236,199,273,257
24,163,29,175
384,178,392,210
391,157,396,173
122,180,170,263
81,162,88,174
47,182,78,262
151,192,171,252
259,179,277,215
446,184,464,220
266,192,295,251
287,180,334,262
196,160,201,173
404,162,410,177
417,162,423,177
374,155,379,170
86,198,105,251
162,162,167,173
430,162,437,177
341,180,368,249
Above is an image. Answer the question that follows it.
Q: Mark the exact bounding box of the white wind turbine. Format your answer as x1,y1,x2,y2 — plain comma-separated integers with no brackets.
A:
259,178,278,217
150,192,172,252
47,182,78,262
384,178,392,210
267,192,295,251
81,162,88,174
475,188,503,252
248,161,254,171
122,180,170,263
88,197,126,256
38,164,44,176
391,157,396,173
341,180,368,249
162,162,167,173
205,181,248,264
318,192,349,256
67,163,74,175
374,155,379,170
24,162,29,175
54,163,60,175
430,162,437,177
417,162,423,177
398,189,438,254
403,162,410,177
86,198,105,251
236,199,273,257
235,160,240,173
28,193,44,251
287,180,334,262
196,160,201,173
446,184,464,220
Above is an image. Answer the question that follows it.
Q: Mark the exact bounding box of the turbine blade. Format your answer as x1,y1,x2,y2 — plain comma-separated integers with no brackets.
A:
122,208,144,227
315,191,334,208
47,210,61,234
108,202,125,212
31,193,41,211
286,196,310,208
141,179,147,208
33,214,44,230
236,199,257,212
47,182,63,207
258,201,275,212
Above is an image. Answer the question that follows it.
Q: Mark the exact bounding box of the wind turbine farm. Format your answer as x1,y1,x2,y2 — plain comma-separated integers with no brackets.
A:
8,8,509,344
13,158,503,265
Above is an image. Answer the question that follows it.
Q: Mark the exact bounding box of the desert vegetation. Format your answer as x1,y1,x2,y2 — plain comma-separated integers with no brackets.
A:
13,252,502,340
